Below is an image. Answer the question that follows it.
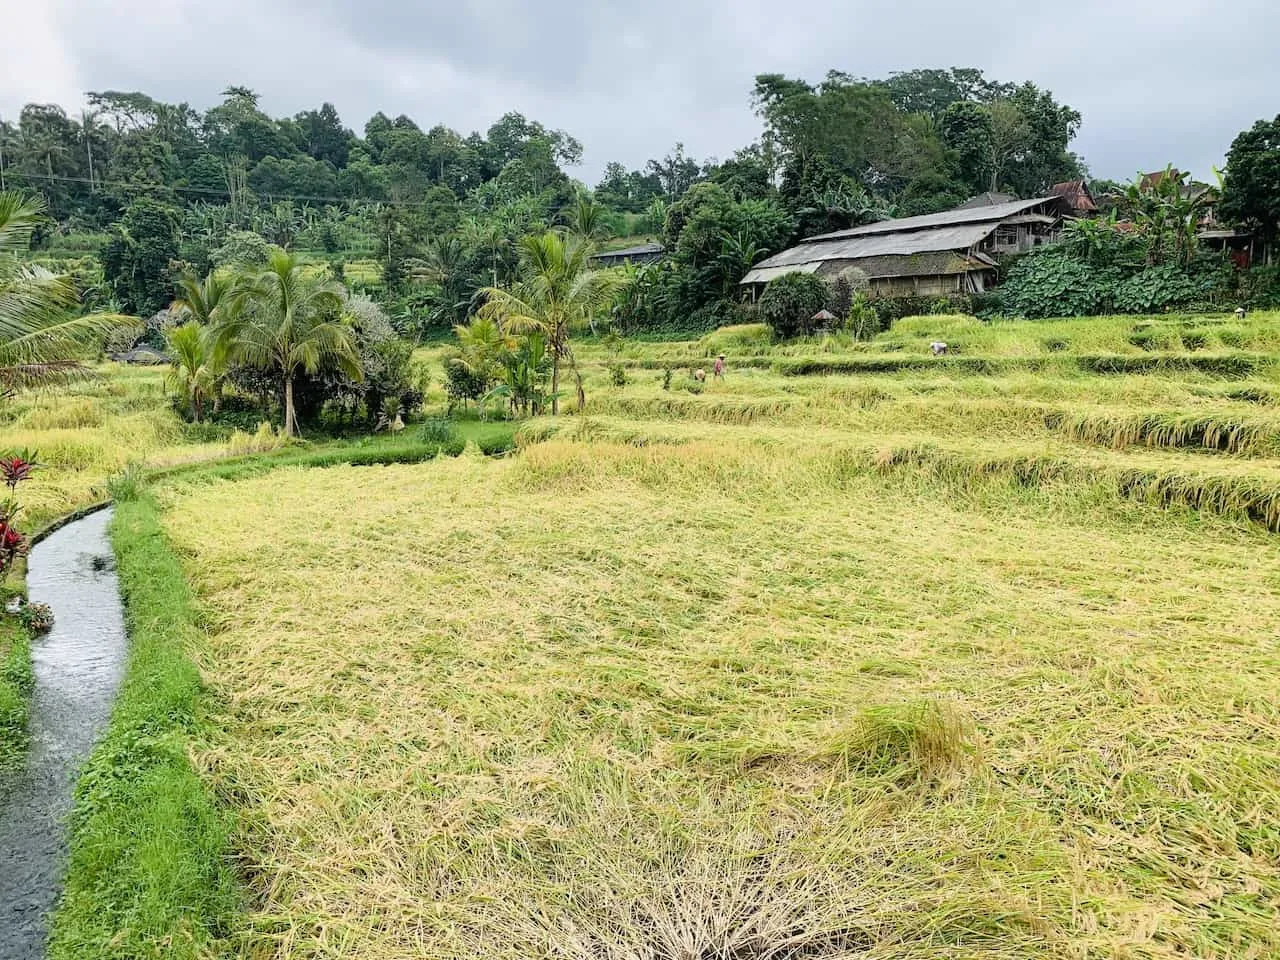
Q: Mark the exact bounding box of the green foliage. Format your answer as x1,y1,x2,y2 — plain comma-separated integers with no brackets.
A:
106,463,147,502
17,600,54,635
442,352,490,409
759,271,828,339
1220,115,1280,243
0,621,33,769
101,197,182,316
609,362,628,387
846,293,882,341
209,230,271,271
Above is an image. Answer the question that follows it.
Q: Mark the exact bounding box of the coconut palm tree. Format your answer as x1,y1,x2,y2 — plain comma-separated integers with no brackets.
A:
478,232,626,415
562,190,611,242
0,190,124,396
210,249,361,436
172,269,244,327
166,322,215,423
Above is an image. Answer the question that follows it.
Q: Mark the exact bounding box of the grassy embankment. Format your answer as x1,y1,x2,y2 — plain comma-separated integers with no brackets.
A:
42,308,1280,958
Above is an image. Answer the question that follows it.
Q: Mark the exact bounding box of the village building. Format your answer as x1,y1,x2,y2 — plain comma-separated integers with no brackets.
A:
740,195,1068,298
590,241,665,267
1049,180,1098,217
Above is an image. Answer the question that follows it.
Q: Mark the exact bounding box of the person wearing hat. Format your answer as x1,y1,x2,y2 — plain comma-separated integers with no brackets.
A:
713,354,726,380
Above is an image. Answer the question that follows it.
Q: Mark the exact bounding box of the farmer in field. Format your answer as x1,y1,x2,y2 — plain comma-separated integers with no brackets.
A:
713,354,726,380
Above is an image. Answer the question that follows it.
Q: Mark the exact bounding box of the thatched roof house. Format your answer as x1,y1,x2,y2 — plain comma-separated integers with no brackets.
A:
741,195,1067,298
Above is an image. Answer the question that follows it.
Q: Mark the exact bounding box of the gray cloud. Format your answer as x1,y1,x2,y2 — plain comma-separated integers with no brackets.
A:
3,0,1276,185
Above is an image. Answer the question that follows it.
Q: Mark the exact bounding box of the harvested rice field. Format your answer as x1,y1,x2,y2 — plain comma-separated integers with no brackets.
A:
42,311,1280,958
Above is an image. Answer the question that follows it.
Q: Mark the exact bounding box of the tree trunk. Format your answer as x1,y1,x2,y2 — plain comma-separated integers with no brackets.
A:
193,390,203,424
551,353,560,416
284,376,297,437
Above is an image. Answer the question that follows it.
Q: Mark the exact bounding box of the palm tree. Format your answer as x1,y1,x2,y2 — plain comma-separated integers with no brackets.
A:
166,322,214,423
562,191,611,242
172,269,244,326
478,232,626,415
210,249,361,436
0,191,124,395
172,269,245,413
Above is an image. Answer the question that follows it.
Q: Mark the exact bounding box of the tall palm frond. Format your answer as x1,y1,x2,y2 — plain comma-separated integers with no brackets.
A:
0,191,130,394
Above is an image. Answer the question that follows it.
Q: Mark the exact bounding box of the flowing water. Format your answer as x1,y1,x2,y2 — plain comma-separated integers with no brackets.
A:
0,509,126,960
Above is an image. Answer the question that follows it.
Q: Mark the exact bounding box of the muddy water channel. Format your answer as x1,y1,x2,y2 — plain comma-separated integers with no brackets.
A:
0,508,126,960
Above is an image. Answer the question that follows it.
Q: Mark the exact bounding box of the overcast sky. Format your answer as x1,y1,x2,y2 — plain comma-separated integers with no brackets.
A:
3,0,1277,186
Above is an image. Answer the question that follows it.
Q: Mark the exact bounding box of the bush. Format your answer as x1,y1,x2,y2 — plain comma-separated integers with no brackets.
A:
609,363,628,387
211,231,272,270
845,293,882,341
759,272,829,339
1110,264,1208,314
418,419,459,445
1240,265,1280,310
997,251,1110,318
441,353,489,410
106,463,146,503
873,294,973,324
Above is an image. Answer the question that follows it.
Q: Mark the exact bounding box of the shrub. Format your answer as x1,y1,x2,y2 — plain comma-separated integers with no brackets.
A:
106,463,146,503
999,250,1111,318
18,601,54,635
418,419,459,445
1240,265,1280,310
759,272,828,339
1110,265,1207,314
441,353,490,410
609,363,628,387
873,294,973,324
211,231,272,270
845,293,882,341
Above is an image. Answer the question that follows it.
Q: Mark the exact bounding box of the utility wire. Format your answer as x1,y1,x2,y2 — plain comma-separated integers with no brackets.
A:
0,168,435,208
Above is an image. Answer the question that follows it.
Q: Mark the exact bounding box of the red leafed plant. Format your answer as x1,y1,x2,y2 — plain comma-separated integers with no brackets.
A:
0,450,38,575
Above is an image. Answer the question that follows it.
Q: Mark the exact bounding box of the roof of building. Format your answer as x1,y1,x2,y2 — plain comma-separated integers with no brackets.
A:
801,196,1062,243
957,191,1019,209
1049,179,1097,213
742,196,1067,285
591,241,665,261
745,222,1000,281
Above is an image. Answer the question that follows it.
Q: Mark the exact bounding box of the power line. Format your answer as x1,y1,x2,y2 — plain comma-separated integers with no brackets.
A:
0,168,434,208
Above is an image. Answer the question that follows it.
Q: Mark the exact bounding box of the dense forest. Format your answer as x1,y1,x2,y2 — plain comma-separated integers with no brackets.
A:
1,69,1088,331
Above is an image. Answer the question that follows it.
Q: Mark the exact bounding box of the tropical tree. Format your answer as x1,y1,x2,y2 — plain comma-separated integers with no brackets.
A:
562,190,611,241
172,269,244,326
211,249,361,436
478,232,626,414
166,322,215,422
0,191,124,395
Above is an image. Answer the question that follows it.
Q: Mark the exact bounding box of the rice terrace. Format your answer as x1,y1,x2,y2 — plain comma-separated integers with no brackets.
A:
2,18,1280,960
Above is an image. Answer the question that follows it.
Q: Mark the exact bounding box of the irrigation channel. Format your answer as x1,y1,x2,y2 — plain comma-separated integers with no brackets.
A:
0,508,126,960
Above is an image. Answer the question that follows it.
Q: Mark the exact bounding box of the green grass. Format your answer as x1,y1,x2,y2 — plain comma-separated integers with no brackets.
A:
46,497,239,959
0,618,34,770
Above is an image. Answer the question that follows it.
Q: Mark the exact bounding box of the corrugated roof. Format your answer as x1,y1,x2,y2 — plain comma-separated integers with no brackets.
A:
802,196,1060,243
743,251,994,285
957,191,1018,209
591,242,665,260
750,221,999,272
740,262,821,284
